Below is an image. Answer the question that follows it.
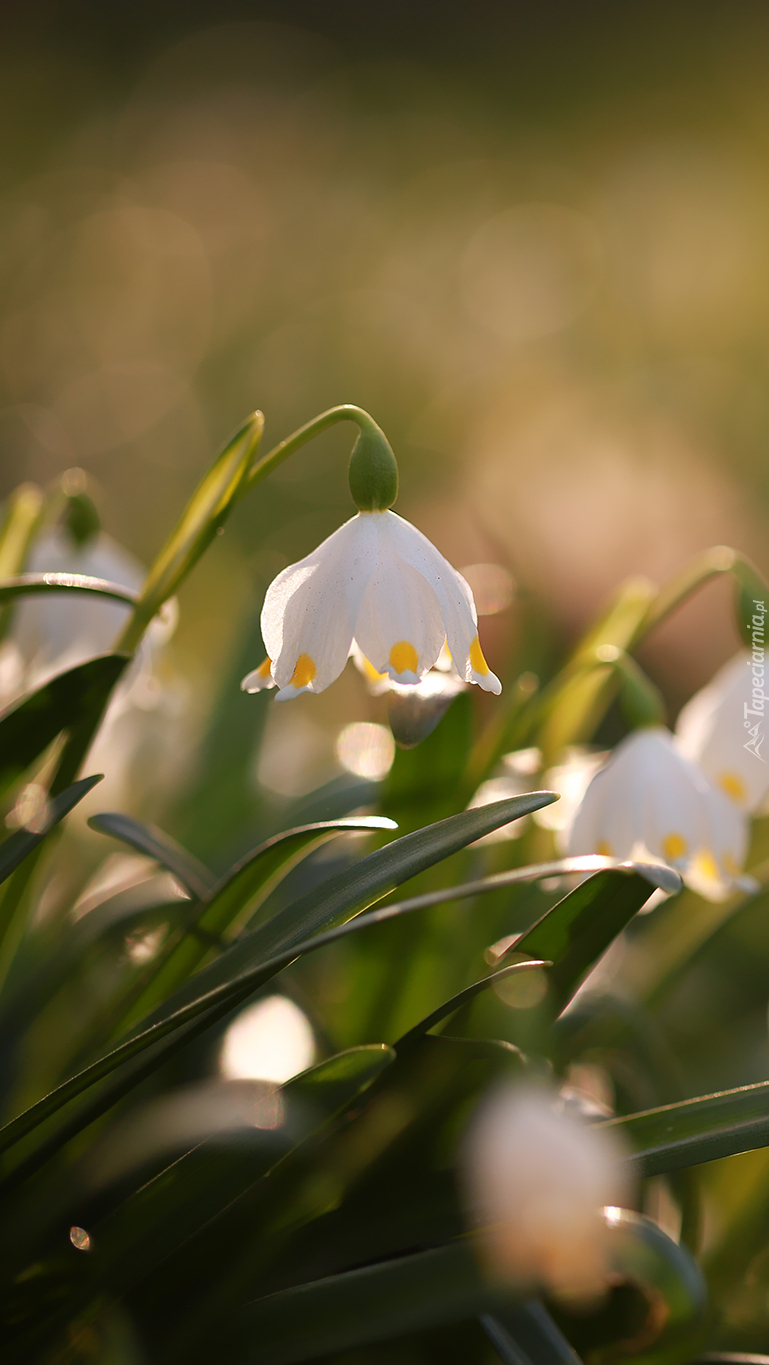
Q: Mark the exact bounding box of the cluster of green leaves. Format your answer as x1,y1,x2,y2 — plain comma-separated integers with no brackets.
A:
0,410,766,1365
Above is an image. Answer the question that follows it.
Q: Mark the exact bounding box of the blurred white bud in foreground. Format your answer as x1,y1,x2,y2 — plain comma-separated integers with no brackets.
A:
676,650,769,815
464,1085,631,1302
220,995,315,1084
566,727,749,901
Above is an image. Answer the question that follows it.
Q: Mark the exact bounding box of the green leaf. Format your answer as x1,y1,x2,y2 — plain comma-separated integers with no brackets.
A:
381,690,474,832
0,654,128,795
145,792,558,1033
287,1044,396,1115
604,1078,769,1176
227,1240,506,1364
481,1304,582,1365
119,816,399,1028
506,861,681,1012
66,1047,397,1307
0,802,556,1172
0,573,137,608
0,774,103,897
395,960,550,1051
87,812,215,900
119,412,264,649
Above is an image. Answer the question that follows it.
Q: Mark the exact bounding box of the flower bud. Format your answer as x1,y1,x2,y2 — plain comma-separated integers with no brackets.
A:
348,421,399,511
464,1085,632,1303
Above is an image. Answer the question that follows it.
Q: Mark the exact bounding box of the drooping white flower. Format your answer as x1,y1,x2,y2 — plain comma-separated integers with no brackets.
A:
241,510,501,701
464,1084,630,1302
566,726,748,901
675,651,769,815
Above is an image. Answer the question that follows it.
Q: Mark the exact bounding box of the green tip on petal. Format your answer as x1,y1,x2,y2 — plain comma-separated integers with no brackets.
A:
348,419,399,512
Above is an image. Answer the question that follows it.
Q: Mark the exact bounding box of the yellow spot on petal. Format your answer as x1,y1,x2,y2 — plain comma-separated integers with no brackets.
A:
694,850,721,884
469,635,490,675
718,771,747,804
257,656,272,678
389,641,418,674
360,654,387,684
662,832,687,862
290,654,316,688
595,841,612,857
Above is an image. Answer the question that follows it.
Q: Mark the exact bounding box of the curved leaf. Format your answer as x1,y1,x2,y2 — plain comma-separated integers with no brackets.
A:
0,654,128,794
0,774,103,899
605,1078,769,1176
0,573,137,607
127,412,264,634
503,861,681,1012
395,960,550,1052
228,1239,502,1364
0,808,560,1169
119,815,399,1027
88,812,215,900
142,792,559,1032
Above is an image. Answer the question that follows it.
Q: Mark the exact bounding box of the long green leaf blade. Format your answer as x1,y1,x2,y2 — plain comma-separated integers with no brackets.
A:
228,1240,506,1364
0,573,137,607
143,792,558,1030
507,862,681,1011
604,1080,769,1175
88,812,215,900
0,654,128,794
0,774,103,891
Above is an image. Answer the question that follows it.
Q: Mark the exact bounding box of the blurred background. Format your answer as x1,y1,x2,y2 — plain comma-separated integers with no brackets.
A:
1,0,768,817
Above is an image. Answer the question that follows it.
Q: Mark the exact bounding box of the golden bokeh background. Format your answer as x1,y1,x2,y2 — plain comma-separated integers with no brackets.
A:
2,2,768,788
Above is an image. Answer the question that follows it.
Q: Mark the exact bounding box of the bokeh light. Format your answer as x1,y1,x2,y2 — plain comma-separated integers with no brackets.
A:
219,995,316,1084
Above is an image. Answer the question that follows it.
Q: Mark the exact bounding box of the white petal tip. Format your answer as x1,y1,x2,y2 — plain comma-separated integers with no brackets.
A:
388,669,420,686
472,670,502,695
275,684,312,702
241,669,276,693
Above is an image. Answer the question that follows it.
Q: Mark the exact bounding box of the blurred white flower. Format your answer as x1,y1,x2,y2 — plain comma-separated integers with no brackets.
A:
11,527,143,676
464,1084,630,1302
675,651,769,815
534,747,607,832
566,727,748,901
241,510,501,701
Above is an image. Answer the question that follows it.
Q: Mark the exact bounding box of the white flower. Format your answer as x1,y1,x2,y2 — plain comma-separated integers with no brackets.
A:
241,510,501,701
7,527,177,708
566,726,748,901
675,651,769,815
11,528,145,676
464,1085,630,1302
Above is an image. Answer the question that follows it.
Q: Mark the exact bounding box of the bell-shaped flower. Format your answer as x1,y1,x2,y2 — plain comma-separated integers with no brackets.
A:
566,726,748,901
675,651,769,815
241,510,501,701
464,1084,631,1302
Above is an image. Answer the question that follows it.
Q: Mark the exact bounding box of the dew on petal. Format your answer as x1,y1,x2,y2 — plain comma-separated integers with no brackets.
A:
336,722,395,780
69,1226,91,1252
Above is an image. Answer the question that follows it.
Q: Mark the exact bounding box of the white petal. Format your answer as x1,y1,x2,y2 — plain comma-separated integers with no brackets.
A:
261,515,376,695
352,526,445,682
676,651,769,813
374,511,501,691
240,658,276,693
